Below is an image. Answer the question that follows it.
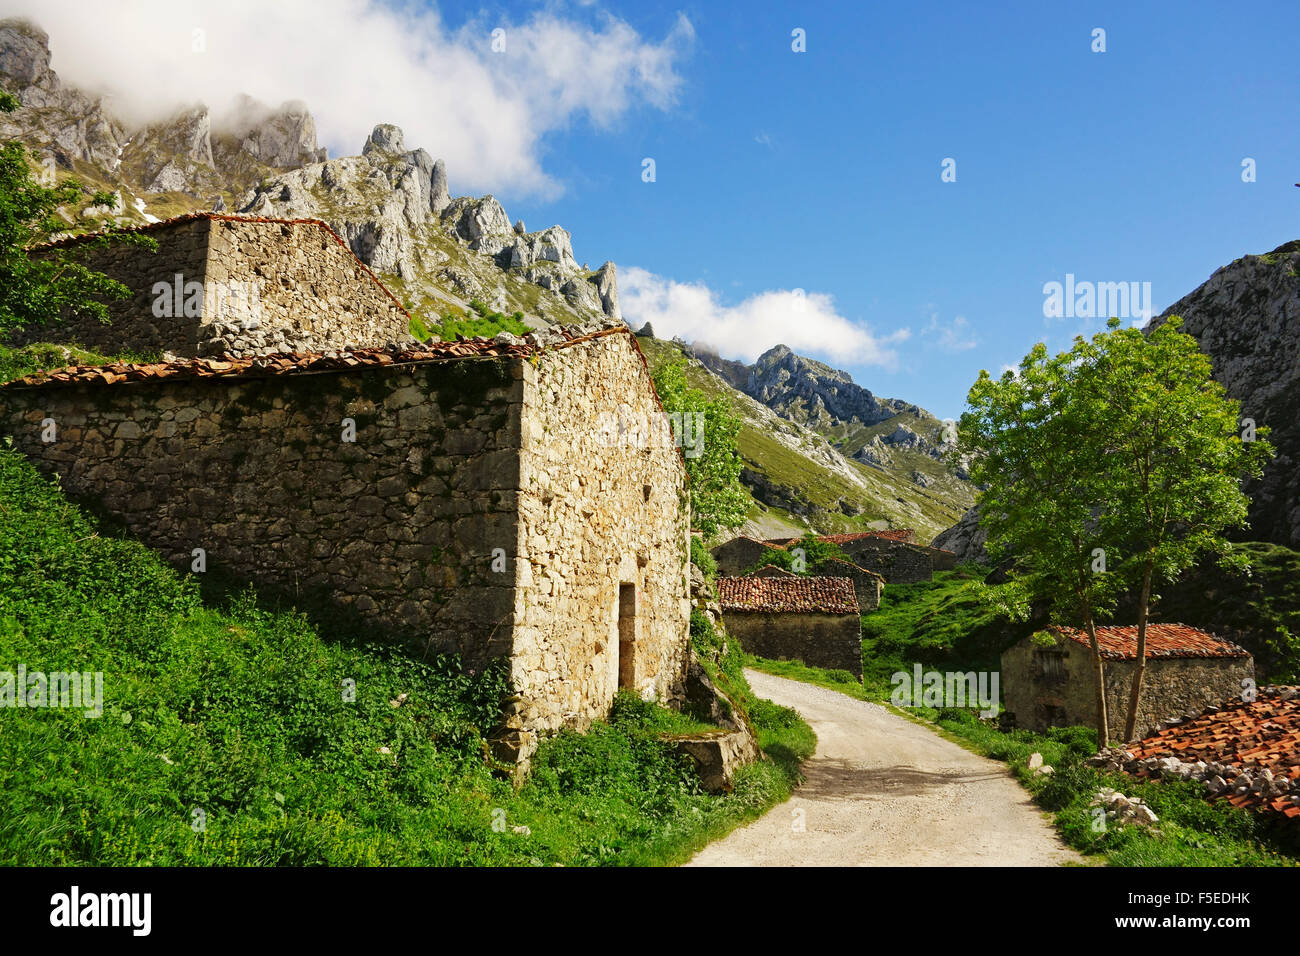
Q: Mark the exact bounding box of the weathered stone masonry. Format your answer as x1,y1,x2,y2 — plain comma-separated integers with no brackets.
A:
0,328,690,761
17,214,412,357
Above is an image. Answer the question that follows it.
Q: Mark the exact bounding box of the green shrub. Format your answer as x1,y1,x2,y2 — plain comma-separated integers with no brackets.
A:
690,537,717,580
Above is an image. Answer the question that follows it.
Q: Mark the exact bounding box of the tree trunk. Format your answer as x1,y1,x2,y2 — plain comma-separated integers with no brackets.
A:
1123,561,1154,742
1083,610,1109,747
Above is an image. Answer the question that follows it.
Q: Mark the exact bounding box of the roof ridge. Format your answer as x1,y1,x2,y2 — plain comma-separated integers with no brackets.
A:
1,325,638,389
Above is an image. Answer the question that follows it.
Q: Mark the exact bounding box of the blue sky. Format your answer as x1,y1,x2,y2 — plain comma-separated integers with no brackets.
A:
489,1,1300,420
21,0,1298,420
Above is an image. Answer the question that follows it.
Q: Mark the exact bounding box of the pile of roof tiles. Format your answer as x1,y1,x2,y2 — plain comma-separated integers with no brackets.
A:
716,574,859,615
1,326,635,390
1053,623,1251,661
1090,686,1300,820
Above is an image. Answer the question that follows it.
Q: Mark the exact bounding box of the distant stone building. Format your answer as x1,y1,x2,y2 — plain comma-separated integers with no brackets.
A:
711,535,778,576
717,575,862,679
764,530,952,582
18,213,413,357
0,218,692,767
1001,624,1255,740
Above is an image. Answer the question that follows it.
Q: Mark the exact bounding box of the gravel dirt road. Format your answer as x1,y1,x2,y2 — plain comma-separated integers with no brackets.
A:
686,669,1085,867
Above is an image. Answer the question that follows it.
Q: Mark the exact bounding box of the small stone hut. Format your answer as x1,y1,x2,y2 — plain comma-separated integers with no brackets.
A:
717,575,862,679
0,218,693,766
1001,624,1255,740
16,213,413,357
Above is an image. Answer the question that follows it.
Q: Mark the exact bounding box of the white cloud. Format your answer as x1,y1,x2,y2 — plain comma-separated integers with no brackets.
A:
923,312,977,352
620,266,907,367
0,0,693,198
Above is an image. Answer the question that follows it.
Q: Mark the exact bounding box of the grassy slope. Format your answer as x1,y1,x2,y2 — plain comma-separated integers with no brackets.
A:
638,337,972,541
0,445,813,866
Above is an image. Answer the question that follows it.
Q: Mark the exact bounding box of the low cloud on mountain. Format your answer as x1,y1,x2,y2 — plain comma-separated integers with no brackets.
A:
0,0,693,198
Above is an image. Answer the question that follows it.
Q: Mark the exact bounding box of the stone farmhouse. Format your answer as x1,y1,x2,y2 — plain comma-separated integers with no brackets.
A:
0,214,692,767
717,574,863,679
1001,624,1255,740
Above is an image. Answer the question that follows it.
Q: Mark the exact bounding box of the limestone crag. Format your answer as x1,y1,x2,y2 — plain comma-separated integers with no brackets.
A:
931,506,989,563
1148,240,1300,548
0,18,126,173
240,131,622,326
744,345,920,428
0,17,326,204
1,16,624,336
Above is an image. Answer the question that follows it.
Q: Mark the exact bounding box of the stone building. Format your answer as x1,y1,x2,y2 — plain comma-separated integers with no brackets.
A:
717,575,862,679
763,530,952,583
16,213,413,357
710,535,778,576
1001,624,1255,740
0,324,691,766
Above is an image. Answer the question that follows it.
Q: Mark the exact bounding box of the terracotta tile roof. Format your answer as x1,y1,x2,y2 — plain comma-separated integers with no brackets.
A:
0,325,641,391
1127,690,1300,817
717,575,859,615
31,212,411,320
1052,623,1251,661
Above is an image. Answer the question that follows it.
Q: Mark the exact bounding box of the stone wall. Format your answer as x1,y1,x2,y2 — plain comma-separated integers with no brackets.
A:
201,217,412,356
724,611,862,679
711,536,778,576
816,559,882,611
17,215,412,357
838,540,934,584
16,216,212,355
0,356,525,665
1001,635,1255,740
507,332,691,746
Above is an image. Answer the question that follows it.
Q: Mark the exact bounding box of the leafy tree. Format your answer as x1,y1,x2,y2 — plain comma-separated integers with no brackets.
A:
651,355,747,541
1073,317,1273,741
0,88,153,339
958,341,1124,744
958,318,1275,745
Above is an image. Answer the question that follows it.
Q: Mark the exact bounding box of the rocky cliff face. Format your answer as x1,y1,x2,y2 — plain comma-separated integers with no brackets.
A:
930,506,989,562
1148,239,1300,548
0,17,620,331
743,345,919,427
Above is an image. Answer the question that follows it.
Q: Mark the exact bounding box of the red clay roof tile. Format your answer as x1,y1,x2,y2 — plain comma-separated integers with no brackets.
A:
1052,623,1250,661
716,575,859,615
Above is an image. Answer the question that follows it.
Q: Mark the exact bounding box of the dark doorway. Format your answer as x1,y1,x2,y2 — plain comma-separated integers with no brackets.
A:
618,583,637,689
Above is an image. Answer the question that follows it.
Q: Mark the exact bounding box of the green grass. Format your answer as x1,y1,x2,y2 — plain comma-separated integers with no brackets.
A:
859,563,1031,698
0,444,812,866
1151,541,1300,682
407,300,531,345
0,341,160,384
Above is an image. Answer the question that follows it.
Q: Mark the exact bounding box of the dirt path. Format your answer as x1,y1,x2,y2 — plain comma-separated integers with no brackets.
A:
686,670,1084,867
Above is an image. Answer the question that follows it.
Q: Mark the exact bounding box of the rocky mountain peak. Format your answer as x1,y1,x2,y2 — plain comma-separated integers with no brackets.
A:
217,95,327,168
0,18,55,93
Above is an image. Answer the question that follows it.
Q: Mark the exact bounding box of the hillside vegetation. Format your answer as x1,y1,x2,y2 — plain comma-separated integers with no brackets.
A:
0,444,811,866
638,336,973,541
